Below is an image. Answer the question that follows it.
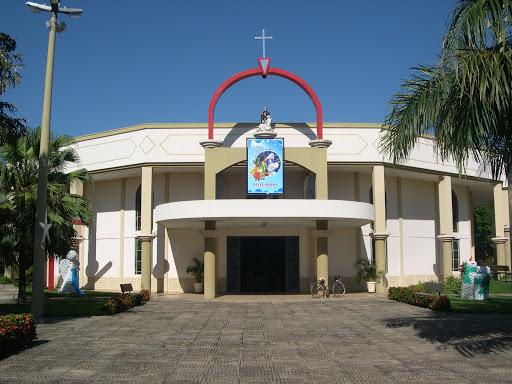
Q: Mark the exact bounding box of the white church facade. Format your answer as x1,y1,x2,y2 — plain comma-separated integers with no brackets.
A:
58,121,510,296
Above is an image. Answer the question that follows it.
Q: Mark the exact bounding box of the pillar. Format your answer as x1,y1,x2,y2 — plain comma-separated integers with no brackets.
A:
202,221,217,299
140,167,154,291
314,148,328,200
468,190,476,261
492,183,507,266
119,179,126,285
204,148,217,200
372,165,388,293
313,221,330,285
397,177,405,286
505,226,511,270
437,175,454,281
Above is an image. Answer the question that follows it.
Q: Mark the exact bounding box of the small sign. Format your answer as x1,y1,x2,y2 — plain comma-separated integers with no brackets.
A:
247,138,284,195
258,58,271,76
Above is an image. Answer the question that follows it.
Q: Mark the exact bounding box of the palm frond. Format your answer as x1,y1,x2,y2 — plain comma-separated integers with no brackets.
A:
381,64,447,163
443,0,512,53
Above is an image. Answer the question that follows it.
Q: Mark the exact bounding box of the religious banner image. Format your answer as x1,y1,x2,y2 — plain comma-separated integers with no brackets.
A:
247,138,284,195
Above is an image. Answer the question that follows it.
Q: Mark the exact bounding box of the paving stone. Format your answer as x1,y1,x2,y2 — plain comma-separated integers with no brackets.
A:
1,293,512,383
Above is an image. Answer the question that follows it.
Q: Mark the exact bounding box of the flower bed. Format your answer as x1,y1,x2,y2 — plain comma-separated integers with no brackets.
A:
101,291,151,315
388,287,451,311
140,289,151,302
0,313,37,358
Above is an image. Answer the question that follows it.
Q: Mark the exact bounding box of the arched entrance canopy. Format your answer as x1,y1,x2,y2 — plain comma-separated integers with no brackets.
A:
208,67,323,140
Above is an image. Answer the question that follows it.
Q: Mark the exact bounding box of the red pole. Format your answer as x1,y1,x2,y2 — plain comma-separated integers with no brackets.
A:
48,254,54,291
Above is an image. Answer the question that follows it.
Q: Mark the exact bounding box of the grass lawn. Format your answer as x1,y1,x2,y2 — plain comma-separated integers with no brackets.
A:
443,280,511,295
448,296,512,314
0,298,105,316
489,280,512,293
0,284,120,316
26,286,118,298
443,281,512,314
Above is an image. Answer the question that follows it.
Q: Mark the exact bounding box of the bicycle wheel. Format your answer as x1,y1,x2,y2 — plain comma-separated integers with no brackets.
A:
311,283,324,298
331,282,345,298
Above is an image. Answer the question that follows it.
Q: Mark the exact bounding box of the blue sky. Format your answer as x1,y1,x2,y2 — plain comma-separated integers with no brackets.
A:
2,0,456,138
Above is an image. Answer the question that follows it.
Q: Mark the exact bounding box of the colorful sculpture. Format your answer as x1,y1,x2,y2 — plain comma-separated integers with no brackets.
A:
58,250,85,294
461,261,490,300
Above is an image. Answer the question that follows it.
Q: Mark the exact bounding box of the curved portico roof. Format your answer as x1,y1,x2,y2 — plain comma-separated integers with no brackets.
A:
155,199,374,229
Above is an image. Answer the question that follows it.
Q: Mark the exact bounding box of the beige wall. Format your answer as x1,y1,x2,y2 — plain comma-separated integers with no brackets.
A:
328,171,356,200
76,167,481,292
170,172,204,202
85,179,122,281
401,179,437,275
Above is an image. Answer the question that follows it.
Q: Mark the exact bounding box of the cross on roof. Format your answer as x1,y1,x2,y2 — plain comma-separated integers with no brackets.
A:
255,29,273,58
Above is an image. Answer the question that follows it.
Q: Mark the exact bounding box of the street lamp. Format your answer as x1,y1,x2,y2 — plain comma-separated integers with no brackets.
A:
27,0,83,318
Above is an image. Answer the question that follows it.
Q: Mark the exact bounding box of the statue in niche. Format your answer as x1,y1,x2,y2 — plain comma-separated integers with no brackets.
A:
59,250,85,294
259,107,272,131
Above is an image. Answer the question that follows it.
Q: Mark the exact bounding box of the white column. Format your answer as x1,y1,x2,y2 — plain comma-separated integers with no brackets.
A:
492,183,508,266
437,176,453,281
201,221,217,300
140,167,154,291
372,165,388,293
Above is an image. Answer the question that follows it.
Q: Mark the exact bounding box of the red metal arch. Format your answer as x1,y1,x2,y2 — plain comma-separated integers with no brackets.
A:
208,67,323,140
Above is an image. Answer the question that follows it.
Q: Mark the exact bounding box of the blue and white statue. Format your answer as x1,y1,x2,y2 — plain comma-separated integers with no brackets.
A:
59,250,85,294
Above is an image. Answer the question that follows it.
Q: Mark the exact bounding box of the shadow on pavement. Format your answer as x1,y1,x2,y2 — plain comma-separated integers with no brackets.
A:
384,312,512,357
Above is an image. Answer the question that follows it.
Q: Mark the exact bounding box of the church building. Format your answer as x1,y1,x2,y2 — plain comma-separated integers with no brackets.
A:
58,56,510,297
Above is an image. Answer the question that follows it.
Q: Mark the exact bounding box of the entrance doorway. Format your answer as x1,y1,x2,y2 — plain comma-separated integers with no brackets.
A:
227,236,299,293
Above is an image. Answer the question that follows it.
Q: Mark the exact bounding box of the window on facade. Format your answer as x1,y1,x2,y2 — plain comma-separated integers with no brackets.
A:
135,185,155,231
452,240,460,271
135,239,142,274
369,186,387,231
371,238,388,273
135,185,141,231
452,191,459,233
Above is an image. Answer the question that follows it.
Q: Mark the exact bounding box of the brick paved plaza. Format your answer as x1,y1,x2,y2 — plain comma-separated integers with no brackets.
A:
1,293,512,383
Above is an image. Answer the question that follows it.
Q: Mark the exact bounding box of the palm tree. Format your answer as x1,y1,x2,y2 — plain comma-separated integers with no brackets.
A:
381,0,512,258
0,33,26,145
0,127,91,303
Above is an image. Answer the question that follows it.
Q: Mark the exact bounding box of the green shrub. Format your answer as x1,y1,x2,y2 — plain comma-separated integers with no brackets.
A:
388,287,451,312
116,295,135,311
26,266,33,283
131,294,142,306
0,313,37,358
0,276,14,285
101,298,119,315
407,282,425,291
443,275,462,290
101,293,145,316
139,289,150,301
429,296,452,311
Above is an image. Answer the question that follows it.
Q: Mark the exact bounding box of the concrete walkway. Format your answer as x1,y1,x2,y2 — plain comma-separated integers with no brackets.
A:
1,291,512,383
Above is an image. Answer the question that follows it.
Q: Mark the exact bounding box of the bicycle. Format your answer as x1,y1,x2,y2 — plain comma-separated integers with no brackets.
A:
311,275,345,298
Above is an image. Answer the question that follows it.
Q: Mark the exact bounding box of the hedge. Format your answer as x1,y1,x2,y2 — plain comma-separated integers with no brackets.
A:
0,313,37,358
101,290,151,315
388,287,451,311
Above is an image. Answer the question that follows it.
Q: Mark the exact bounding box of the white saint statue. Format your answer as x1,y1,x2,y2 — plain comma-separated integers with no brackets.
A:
59,250,85,294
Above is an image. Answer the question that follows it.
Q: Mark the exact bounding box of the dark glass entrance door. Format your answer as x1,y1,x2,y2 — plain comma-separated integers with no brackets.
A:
227,236,299,293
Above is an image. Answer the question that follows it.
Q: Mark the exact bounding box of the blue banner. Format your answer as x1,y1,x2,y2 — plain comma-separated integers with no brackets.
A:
247,138,284,195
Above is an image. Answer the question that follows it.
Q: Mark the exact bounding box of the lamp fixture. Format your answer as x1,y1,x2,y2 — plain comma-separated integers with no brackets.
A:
26,1,83,18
